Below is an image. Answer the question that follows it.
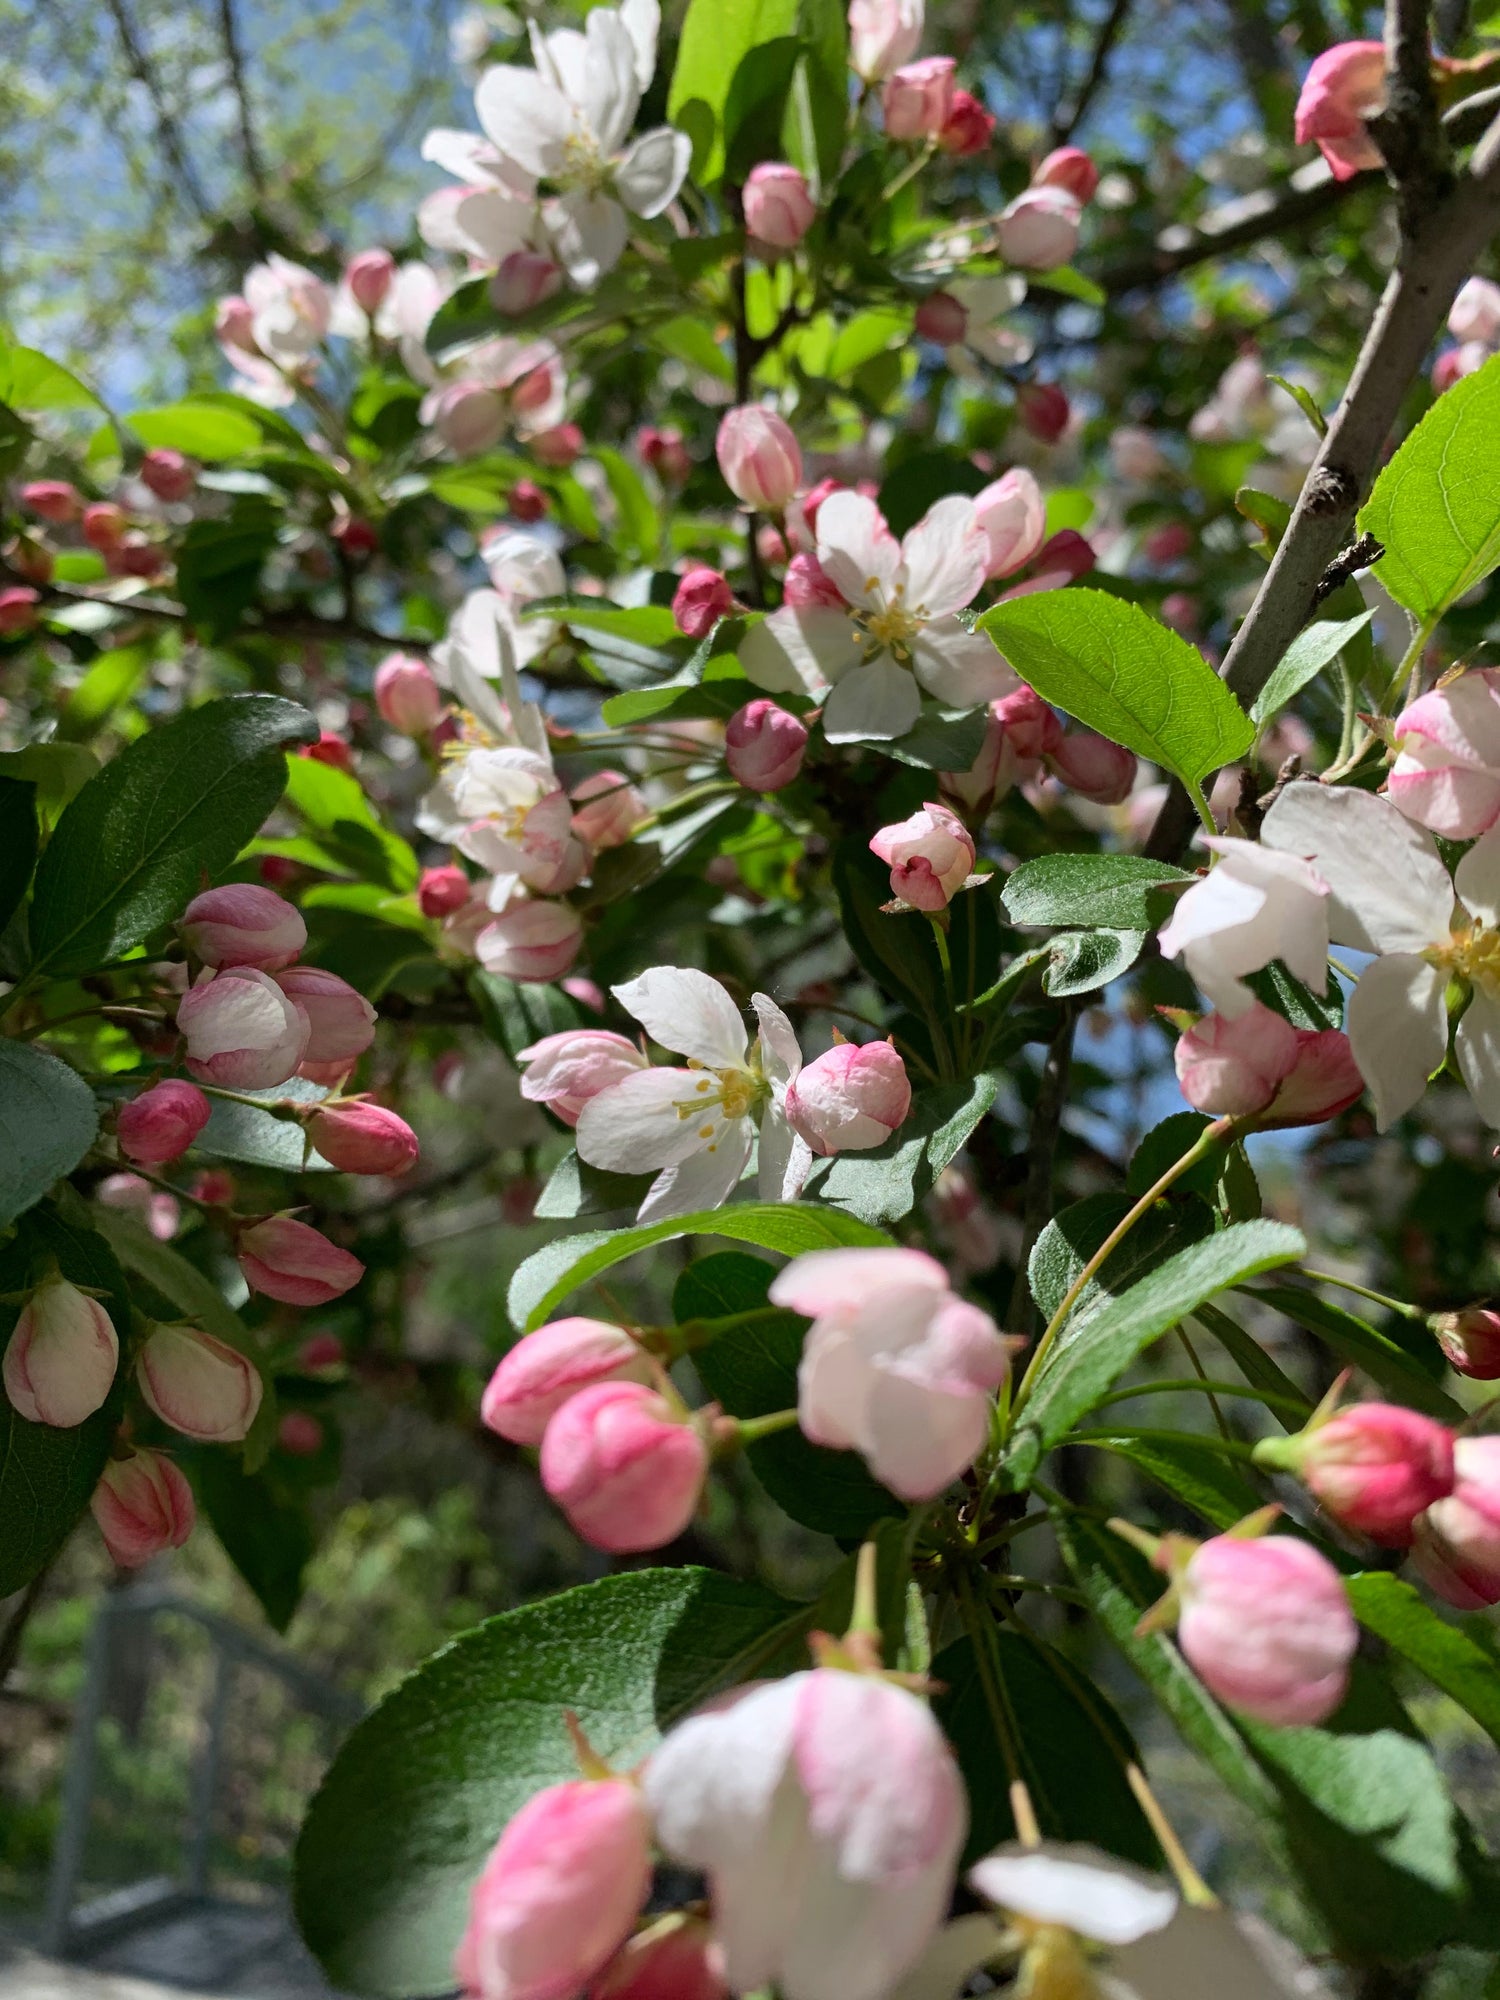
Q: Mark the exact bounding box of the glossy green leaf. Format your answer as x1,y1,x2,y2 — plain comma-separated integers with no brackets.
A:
57,643,153,740
0,1041,98,1227
131,399,264,459
1043,927,1144,996
1347,1570,1500,1753
790,0,848,182
1191,1300,1310,1431
194,1451,314,1633
282,754,419,893
807,1074,999,1226
592,447,659,564
1250,609,1376,727
1251,1283,1461,1419
1028,1190,1215,1337
0,776,38,934
533,1150,655,1221
197,1075,334,1174
1002,852,1194,932
469,969,585,1066
173,501,281,640
0,342,105,413
1079,1430,1265,1529
668,0,799,181
882,705,990,772
979,590,1255,786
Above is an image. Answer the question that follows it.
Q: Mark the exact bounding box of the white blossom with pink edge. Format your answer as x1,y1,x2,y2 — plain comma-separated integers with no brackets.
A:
1386,669,1500,839
1155,835,1331,1021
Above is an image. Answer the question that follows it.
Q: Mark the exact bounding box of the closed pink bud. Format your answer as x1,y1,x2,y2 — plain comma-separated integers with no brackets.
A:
787,1039,911,1154
0,586,41,636
82,502,127,550
915,291,968,345
939,699,1036,816
91,1449,194,1568
715,407,802,510
510,480,548,522
140,449,197,502
1174,1002,1299,1117
3,1276,119,1428
1048,730,1137,803
1411,1436,1500,1610
273,965,377,1066
672,567,734,639
973,468,1047,578
491,250,564,316
848,0,924,80
993,686,1061,763
1176,1532,1356,1725
1433,344,1487,393
938,89,994,155
1294,40,1386,180
419,865,473,917
870,802,975,910
180,883,307,970
346,248,396,314
21,480,81,524
1258,1027,1364,1128
997,186,1082,271
1449,276,1500,346
216,294,259,356
1144,520,1193,565
1256,1402,1454,1547
481,1319,653,1445
298,1331,345,1372
476,899,583,983
571,770,645,849
374,652,443,735
454,1779,652,2000
882,56,955,139
278,1410,324,1456
637,425,691,484
190,1169,235,1206
532,423,584,469
725,699,808,791
1034,145,1099,202
517,1028,647,1126
304,730,355,772
1016,382,1072,443
541,1381,708,1553
136,1322,262,1443
237,1216,364,1306
334,516,379,559
118,1079,212,1165
309,1101,420,1176
781,552,844,609
757,523,788,565
1387,669,1500,840
1431,1306,1500,1380
744,163,816,249
430,381,508,457
178,966,309,1090
1160,590,1199,633
589,1915,727,2000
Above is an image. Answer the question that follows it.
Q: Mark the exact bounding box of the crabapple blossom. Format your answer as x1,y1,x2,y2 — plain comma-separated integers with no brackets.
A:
139,449,196,502
1294,41,1386,181
244,255,333,368
770,1248,1011,1499
476,898,584,982
1015,381,1071,442
237,1217,365,1306
715,406,802,510
589,1914,726,2000
1386,669,1500,839
480,1319,652,1445
1430,1306,1500,1380
914,292,967,345
1110,425,1171,483
782,553,844,608
539,1380,708,1551
786,1038,911,1154
882,57,954,140
345,248,396,314
1411,1436,1500,1609
274,966,377,1067
91,1449,194,1568
970,1845,1178,1946
870,803,975,910
374,653,444,735
644,1666,965,2000
531,423,583,468
1450,276,1500,346
742,491,1014,741
307,1102,421,1176
937,90,994,155
511,481,548,522
118,1080,212,1165
278,1412,324,1456
177,967,310,1090
637,425,691,484
1034,145,1100,203
21,479,81,523
743,163,816,248
1,585,45,638
3,1277,118,1428
420,866,473,918
1047,730,1138,803
1156,835,1331,1021
492,250,564,315
1255,1401,1454,1547
136,1323,263,1443
96,1173,180,1242
570,770,645,848
575,968,810,1221
483,531,567,607
847,0,924,81
517,1029,648,1126
672,566,734,638
995,186,1082,271
1174,1003,1299,1117
725,699,808,791
972,467,1047,578
797,477,842,536
939,689,1057,816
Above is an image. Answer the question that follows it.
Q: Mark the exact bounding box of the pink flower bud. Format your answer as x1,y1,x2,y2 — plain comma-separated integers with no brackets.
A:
346,248,397,314
454,1779,652,2000
491,250,564,316
541,1381,708,1552
882,56,955,140
1160,590,1199,633
973,468,1047,578
1431,1306,1500,1380
334,516,380,559
1449,276,1500,346
309,1101,420,1176
571,770,645,849
1174,1002,1299,1117
781,551,844,609
870,802,975,910
673,566,734,639
430,381,508,457
787,1039,911,1154
1257,1027,1364,1128
117,1079,211,1165
477,899,584,983
3,1276,119,1428
1294,40,1386,181
91,1449,194,1568
1144,520,1193,565
111,534,167,580
797,477,843,538
938,699,1033,816
373,652,443,735
590,1915,727,2000
191,1169,236,1206
716,407,802,510
180,883,307,971
756,523,787,565
216,294,259,356
1016,382,1072,443
136,1322,263,1443
517,1028,647,1126
273,965,377,1066
562,976,605,1013
303,730,355,772
139,449,197,502
0,586,40,636
1433,345,1486,393
532,423,584,469
510,479,548,523
637,425,691,484
21,480,81,524
915,291,968,344
419,865,472,917
1387,668,1500,839
1256,1402,1454,1547
1047,730,1137,803
82,502,127,551
1175,1531,1356,1725
298,1331,345,1372
481,1318,653,1445
1411,1436,1500,1610
178,966,310,1090
995,686,1062,763
725,698,808,791
237,1216,364,1306
278,1410,324,1456
1034,145,1099,202
938,89,994,155
997,186,1082,271
848,0,924,80
744,162,817,249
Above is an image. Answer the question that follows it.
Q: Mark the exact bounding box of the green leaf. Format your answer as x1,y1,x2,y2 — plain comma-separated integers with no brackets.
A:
877,449,989,539
174,501,281,640
1003,852,1194,932
1235,485,1292,555
533,1150,655,1221
28,695,314,978
1250,609,1376,727
682,1252,902,1537
1191,1300,1310,1430
1361,351,1500,619
1043,927,1144,996
1346,1571,1500,1753
131,400,264,459
723,35,804,182
194,1451,314,1633
0,1042,99,1227
0,743,100,828
0,776,38,934
1080,1431,1266,1529
1267,374,1328,440
1124,1113,1224,1202
668,0,799,182
1028,266,1107,307
807,1074,999,1226
282,754,418,893
198,1075,334,1174
509,1202,894,1331
0,342,105,413
592,447,659,564
0,1203,129,1596
57,643,153,740
791,0,848,183
882,705,990,772
1244,959,1344,1030
1028,1190,1215,1336
469,969,584,1066
831,837,946,1021
546,600,684,648
979,590,1255,787
294,1568,815,1997
1250,1283,1461,1420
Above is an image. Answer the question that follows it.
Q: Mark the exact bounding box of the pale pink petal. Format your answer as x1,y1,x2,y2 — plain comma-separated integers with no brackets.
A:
1262,783,1453,956
770,1248,948,1317
740,606,863,698
575,1067,720,1172
1346,952,1449,1130
817,492,901,610
1454,821,1500,927
474,68,573,179
1455,988,1500,1129
910,620,1016,709
899,497,988,617
636,1122,753,1222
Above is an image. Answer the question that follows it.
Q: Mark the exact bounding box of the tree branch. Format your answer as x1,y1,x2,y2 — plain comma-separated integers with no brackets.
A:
1050,0,1134,146
101,0,214,225
1367,0,1453,229
216,0,267,196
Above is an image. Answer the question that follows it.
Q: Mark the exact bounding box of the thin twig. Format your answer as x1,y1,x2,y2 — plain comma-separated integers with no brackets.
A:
1006,1003,1076,1334
101,0,214,223
1368,0,1452,231
215,0,267,194
1051,0,1134,145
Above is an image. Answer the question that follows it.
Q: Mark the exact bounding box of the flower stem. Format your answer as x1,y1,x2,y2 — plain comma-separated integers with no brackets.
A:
732,1407,800,1445
950,1561,1023,1787
1184,776,1218,837
1295,1267,1425,1320
1127,1763,1218,1907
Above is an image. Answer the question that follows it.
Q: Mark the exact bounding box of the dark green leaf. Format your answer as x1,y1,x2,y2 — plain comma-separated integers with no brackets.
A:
0,1041,99,1227
0,776,38,933
1002,852,1194,931
1043,927,1144,996
831,837,946,1021
174,502,281,640
877,449,989,539
881,705,990,772
1028,1190,1215,1336
533,1150,655,1221
807,1074,999,1226
1079,1431,1266,1529
723,36,803,181
1124,1113,1224,1202
469,969,585,1065
1346,1570,1500,1753
1250,1284,1461,1419
195,1451,314,1632
1244,959,1344,1030
1191,1301,1310,1430
198,1075,333,1174
282,754,419,893
1250,610,1376,727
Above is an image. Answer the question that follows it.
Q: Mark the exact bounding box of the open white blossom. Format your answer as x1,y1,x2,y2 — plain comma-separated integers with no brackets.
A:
741,492,1017,742
575,967,810,1221
1155,835,1331,1019
418,591,557,854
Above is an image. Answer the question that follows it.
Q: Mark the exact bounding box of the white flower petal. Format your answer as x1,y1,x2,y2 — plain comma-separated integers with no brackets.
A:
968,1845,1178,1946
615,127,692,217
612,965,748,1066
910,619,1016,709
888,1917,1006,2000
770,1248,948,1317
822,658,922,742
740,607,862,697
817,492,901,610
473,67,573,180
546,190,630,287
1455,987,1500,1128
900,497,988,617
646,1675,804,1870
1262,783,1453,955
636,1121,753,1221
450,187,539,263
1112,1906,1325,2000
574,1066,715,1171
420,128,501,185
757,1106,812,1203
1455,822,1500,927
579,7,642,154
1346,952,1449,1130
751,992,802,1084
618,0,661,86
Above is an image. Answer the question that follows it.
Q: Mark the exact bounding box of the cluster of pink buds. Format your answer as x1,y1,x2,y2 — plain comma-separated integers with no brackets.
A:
881,55,994,156
16,475,179,585
939,686,1135,821
996,145,1098,273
